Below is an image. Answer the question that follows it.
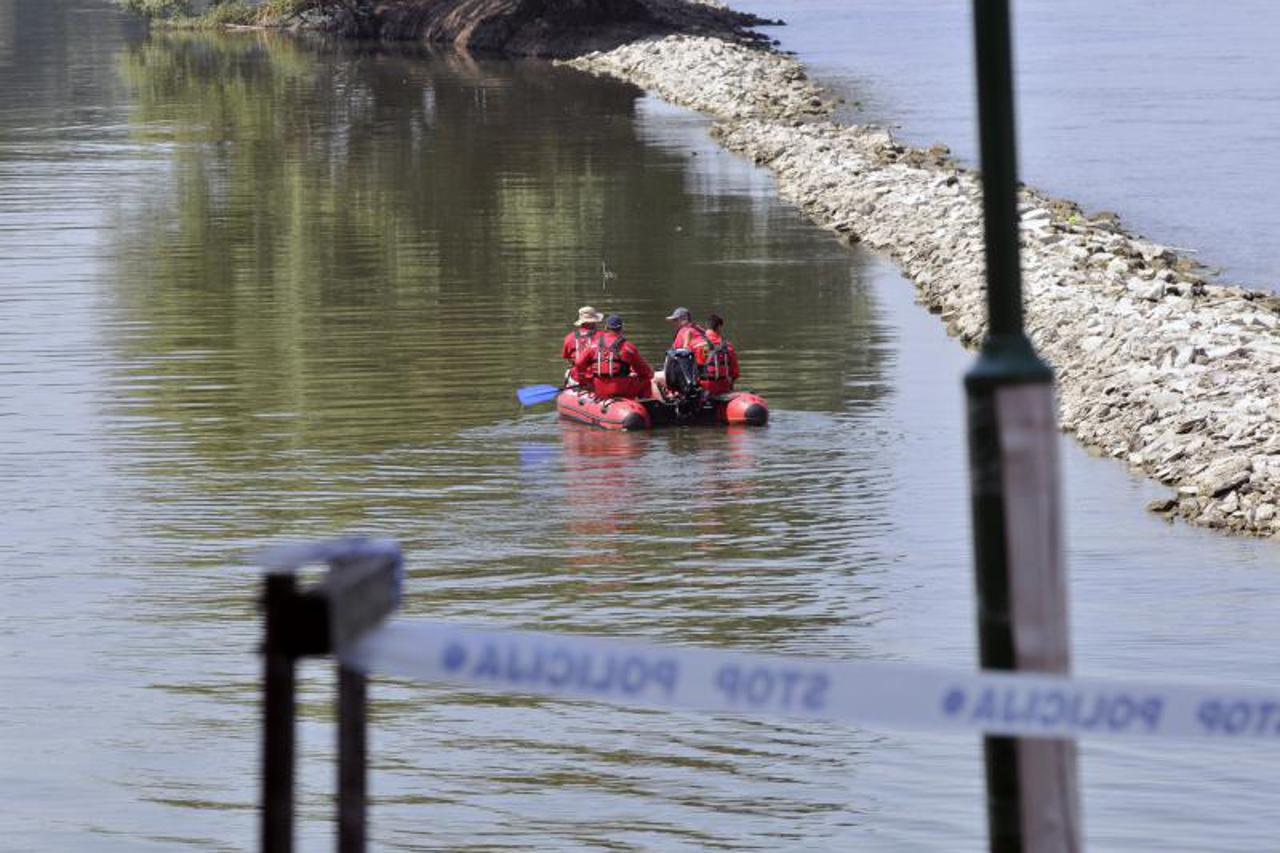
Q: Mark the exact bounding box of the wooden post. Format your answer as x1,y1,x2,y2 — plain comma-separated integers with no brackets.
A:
996,385,1080,851
258,539,401,853
968,1,1080,850
262,573,298,853
337,664,368,853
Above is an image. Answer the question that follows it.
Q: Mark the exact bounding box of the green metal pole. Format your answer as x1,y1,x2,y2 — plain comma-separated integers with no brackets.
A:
967,1,1078,851
972,0,1029,341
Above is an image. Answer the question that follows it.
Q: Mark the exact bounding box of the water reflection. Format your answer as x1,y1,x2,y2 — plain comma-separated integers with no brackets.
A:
76,25,900,849
556,425,646,554
7,4,1277,850
106,31,886,452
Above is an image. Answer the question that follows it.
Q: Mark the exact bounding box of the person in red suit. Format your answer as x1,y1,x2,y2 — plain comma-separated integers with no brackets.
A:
574,314,653,399
651,306,706,396
690,312,740,396
562,305,604,388
665,306,705,350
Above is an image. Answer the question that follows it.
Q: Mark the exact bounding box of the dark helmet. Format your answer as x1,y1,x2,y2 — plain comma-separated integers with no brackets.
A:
604,314,624,331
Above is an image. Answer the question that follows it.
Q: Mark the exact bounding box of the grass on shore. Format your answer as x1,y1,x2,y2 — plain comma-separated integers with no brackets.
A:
116,0,320,29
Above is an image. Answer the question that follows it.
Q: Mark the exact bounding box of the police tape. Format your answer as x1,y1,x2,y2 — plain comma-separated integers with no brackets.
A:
341,620,1280,743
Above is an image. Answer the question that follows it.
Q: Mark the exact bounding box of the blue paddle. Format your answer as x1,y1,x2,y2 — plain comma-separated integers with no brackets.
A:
516,384,563,406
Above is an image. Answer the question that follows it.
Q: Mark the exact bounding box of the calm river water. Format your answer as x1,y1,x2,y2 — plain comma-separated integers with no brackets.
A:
740,0,1280,291
0,1,1277,850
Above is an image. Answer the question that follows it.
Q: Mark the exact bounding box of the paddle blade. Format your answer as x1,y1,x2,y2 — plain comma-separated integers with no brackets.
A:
517,384,562,406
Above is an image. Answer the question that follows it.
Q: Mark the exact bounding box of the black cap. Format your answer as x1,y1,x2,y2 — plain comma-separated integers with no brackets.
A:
605,314,623,331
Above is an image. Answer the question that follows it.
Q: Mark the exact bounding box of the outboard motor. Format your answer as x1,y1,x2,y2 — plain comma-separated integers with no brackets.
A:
663,348,706,418
664,349,700,396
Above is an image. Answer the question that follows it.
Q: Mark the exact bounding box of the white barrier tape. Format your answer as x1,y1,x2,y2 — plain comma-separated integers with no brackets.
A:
342,620,1280,743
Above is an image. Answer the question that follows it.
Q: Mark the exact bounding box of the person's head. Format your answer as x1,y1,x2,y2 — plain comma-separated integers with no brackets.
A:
665,306,691,326
706,312,724,332
575,306,604,328
605,314,624,332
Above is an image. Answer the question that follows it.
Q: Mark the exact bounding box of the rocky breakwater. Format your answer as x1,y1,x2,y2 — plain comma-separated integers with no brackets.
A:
566,35,1280,538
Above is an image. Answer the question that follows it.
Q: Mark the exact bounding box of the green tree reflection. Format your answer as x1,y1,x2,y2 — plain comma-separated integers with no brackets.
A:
108,31,886,462
104,31,897,647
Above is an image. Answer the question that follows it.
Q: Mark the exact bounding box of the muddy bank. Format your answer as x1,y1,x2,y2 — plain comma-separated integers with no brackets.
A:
241,0,771,56
566,35,1280,539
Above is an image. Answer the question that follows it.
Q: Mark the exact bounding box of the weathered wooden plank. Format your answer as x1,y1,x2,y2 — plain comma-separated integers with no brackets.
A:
997,383,1081,853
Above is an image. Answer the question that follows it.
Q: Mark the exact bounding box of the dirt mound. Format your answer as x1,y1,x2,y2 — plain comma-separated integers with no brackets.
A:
283,0,772,57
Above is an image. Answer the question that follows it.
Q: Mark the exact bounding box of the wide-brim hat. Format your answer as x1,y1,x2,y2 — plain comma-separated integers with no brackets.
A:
665,306,691,322
575,306,605,326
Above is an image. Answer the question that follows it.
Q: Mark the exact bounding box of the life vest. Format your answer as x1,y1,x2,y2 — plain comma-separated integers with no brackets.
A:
693,327,733,380
570,327,599,360
672,323,705,351
595,333,632,377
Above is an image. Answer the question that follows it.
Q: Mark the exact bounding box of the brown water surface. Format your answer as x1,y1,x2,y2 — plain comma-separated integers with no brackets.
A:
1,2,1277,850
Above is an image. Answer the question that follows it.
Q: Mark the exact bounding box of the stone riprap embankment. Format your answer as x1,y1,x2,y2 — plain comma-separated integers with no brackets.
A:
566,36,834,120
566,35,1280,538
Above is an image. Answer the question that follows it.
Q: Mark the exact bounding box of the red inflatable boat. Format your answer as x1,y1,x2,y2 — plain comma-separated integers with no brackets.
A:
556,388,769,431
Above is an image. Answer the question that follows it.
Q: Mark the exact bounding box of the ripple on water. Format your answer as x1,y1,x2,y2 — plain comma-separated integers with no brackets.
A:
3,5,1280,851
